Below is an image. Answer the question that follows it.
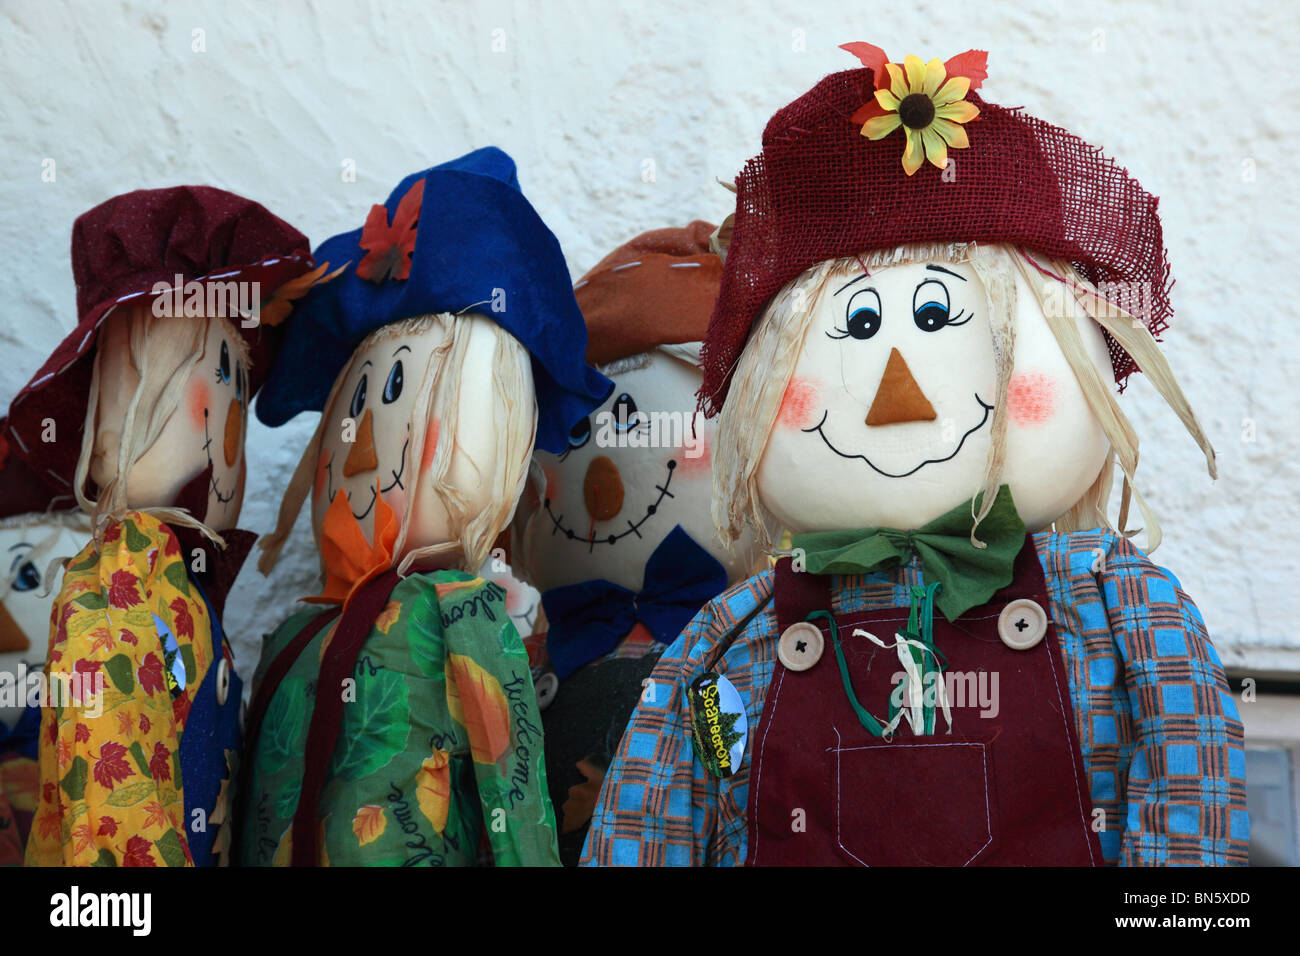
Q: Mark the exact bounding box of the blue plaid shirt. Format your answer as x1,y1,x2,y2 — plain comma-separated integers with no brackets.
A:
582,530,1249,866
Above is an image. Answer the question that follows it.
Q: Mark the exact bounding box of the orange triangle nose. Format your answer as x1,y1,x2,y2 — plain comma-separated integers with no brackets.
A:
0,599,30,653
343,408,379,477
865,348,937,426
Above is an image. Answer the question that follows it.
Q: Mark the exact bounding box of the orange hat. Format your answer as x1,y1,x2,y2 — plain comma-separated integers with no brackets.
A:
575,220,722,367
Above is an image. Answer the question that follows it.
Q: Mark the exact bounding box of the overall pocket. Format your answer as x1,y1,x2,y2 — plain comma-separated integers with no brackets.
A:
832,740,998,866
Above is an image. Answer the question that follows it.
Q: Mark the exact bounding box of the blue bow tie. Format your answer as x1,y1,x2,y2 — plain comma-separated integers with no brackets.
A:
542,525,728,679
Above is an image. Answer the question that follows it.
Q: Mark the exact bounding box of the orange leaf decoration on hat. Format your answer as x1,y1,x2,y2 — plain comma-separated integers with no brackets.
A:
260,260,350,327
357,178,426,283
309,480,399,605
841,44,987,176
841,42,891,92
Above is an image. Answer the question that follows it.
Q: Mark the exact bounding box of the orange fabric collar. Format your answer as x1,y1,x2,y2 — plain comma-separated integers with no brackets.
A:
308,481,399,606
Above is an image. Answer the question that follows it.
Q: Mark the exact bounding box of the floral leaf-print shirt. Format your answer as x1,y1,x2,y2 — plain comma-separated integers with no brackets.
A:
26,512,233,867
238,570,560,866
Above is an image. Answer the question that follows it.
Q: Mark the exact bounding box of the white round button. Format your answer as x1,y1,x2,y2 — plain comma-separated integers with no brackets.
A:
998,599,1048,650
534,671,559,711
215,657,231,705
778,622,824,672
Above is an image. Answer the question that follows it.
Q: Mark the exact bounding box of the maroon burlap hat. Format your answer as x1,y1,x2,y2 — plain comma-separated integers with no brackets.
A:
4,186,313,494
698,49,1171,416
575,220,721,366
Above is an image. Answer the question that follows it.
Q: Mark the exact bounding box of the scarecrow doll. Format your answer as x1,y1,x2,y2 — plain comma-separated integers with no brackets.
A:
239,147,611,867
6,186,314,866
478,563,543,641
584,45,1249,866
514,222,764,864
0,430,86,865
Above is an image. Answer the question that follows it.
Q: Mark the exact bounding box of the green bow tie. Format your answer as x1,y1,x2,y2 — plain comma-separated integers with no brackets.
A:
789,485,1027,622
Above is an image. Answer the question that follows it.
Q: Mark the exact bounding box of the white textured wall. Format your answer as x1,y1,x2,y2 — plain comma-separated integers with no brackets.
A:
1,0,1297,677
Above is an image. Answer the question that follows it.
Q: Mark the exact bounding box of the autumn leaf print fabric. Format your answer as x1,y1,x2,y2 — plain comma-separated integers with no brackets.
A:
238,570,560,866
26,513,214,867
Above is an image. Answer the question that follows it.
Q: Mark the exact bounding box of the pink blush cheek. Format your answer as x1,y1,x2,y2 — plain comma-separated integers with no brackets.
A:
675,433,712,478
778,377,821,429
389,488,409,519
540,462,562,504
500,580,529,616
188,380,210,431
1007,372,1057,426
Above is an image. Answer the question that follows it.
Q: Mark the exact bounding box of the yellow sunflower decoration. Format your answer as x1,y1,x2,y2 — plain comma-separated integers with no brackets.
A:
843,44,988,176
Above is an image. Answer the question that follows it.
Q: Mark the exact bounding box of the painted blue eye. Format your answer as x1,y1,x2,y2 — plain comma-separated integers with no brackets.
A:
913,279,951,332
235,362,245,404
914,302,950,331
844,288,883,340
14,562,39,592
383,360,403,404
9,551,39,592
612,393,639,431
568,416,591,449
218,340,231,383
847,307,881,339
349,374,368,419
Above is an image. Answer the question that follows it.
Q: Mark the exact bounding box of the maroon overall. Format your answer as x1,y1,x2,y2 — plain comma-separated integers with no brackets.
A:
745,537,1102,866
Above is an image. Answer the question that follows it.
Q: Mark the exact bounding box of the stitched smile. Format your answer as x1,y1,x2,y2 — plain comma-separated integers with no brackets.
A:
201,409,235,504
327,426,410,521
544,458,677,553
803,394,994,478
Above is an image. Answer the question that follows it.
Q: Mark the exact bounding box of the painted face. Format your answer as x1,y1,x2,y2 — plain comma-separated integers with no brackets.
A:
520,348,754,595
311,314,533,562
477,561,542,636
0,519,88,728
90,311,248,530
757,258,1112,533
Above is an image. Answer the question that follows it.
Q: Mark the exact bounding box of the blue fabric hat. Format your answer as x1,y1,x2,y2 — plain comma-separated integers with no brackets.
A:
255,147,612,453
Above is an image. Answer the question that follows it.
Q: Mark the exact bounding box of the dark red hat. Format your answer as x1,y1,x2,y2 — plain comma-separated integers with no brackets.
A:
5,186,313,495
0,418,74,519
576,220,721,366
699,54,1171,417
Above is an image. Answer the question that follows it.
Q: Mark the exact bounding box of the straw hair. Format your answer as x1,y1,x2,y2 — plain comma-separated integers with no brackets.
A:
711,259,834,550
394,314,535,576
258,313,536,580
965,246,1017,545
1015,250,1217,551
74,306,247,548
713,242,1216,555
